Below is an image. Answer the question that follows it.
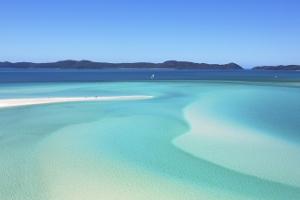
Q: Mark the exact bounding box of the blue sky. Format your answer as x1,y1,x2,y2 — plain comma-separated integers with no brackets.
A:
1,0,300,67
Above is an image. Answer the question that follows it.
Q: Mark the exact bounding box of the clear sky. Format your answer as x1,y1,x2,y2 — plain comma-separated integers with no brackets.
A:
1,0,300,67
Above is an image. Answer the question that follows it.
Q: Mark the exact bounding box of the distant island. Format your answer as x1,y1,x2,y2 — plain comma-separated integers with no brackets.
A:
0,60,242,70
253,65,300,71
0,60,300,71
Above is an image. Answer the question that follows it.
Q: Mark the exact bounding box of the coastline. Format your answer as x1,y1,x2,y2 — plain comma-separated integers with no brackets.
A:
0,96,153,108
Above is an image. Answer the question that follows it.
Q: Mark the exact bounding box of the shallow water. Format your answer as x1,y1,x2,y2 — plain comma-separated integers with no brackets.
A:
0,81,300,200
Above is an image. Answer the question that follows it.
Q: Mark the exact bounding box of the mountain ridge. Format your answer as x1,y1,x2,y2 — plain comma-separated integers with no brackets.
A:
0,60,243,70
1,60,300,70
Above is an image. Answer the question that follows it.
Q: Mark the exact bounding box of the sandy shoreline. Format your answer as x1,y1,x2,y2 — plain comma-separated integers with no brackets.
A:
172,97,300,187
0,95,153,108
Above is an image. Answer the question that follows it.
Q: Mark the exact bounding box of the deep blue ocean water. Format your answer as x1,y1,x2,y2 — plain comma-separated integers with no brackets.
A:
0,69,300,82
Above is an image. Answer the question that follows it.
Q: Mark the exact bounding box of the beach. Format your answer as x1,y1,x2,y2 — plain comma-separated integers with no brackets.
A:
0,95,153,108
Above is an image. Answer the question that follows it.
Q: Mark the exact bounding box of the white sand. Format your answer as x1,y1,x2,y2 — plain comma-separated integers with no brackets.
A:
173,97,300,187
36,120,237,200
0,96,153,108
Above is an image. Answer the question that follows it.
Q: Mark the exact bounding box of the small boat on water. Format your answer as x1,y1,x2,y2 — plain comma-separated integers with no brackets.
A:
150,74,155,80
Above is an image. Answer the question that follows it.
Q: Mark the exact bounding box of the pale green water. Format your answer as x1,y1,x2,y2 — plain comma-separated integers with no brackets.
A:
0,81,300,200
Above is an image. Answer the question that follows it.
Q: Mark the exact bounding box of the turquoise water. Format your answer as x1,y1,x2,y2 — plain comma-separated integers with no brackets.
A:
0,81,300,200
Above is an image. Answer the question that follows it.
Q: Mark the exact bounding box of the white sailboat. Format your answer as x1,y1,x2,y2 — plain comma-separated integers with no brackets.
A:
150,74,155,80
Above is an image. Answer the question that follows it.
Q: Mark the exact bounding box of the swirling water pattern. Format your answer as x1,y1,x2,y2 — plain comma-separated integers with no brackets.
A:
0,81,299,200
